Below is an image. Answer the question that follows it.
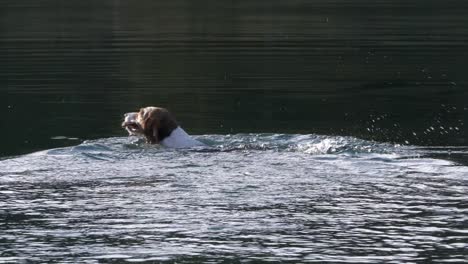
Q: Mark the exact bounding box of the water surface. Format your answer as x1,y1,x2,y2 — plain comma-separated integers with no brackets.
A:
1,0,468,262
2,0,468,156
1,134,468,262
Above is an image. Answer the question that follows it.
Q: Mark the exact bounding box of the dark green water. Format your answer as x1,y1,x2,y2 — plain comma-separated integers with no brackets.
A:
2,0,468,157
2,2,468,262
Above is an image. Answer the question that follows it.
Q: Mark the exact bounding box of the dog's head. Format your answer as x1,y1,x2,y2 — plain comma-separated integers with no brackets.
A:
122,112,143,136
122,106,178,144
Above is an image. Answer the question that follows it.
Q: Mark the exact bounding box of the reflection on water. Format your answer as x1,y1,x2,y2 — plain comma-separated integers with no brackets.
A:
1,0,468,156
0,135,467,262
1,1,468,262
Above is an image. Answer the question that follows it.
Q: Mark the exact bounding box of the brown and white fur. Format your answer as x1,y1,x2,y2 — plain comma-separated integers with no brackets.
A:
121,106,203,148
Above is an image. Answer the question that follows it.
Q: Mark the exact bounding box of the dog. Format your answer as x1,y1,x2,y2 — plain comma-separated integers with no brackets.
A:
122,106,204,148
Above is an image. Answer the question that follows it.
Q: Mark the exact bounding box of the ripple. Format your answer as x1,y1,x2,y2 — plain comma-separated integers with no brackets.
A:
0,134,467,262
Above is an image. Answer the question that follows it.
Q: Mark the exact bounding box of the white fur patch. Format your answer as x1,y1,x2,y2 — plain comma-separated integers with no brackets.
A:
161,127,204,148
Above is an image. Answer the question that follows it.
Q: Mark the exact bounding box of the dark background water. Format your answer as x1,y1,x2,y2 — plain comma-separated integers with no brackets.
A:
2,0,468,157
2,2,468,262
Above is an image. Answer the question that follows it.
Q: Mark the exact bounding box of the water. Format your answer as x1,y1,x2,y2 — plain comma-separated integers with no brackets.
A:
2,0,468,156
2,0,468,262
1,135,468,262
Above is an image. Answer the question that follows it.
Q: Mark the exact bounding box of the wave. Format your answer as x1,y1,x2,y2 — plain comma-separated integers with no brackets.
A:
1,134,467,183
1,133,464,162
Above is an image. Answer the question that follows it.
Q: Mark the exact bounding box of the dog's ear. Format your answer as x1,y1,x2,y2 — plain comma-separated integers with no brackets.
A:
140,108,159,144
139,107,178,144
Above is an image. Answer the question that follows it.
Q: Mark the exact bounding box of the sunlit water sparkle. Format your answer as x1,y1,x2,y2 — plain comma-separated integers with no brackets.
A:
1,134,467,263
